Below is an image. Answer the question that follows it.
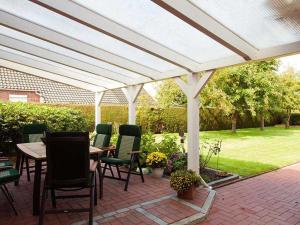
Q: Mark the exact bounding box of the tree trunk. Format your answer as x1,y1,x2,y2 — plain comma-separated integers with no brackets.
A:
231,110,237,133
260,112,264,131
285,109,291,129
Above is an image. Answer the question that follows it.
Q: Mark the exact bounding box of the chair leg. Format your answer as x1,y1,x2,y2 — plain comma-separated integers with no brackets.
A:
89,174,94,225
1,186,18,215
38,183,47,225
25,157,31,182
20,155,24,177
136,156,144,183
102,163,108,181
3,184,14,202
124,161,133,191
108,164,115,177
50,189,56,208
94,173,97,205
116,165,122,179
97,163,103,199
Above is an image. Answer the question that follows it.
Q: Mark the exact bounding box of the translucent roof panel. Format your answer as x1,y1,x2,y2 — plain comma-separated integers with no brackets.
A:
0,0,179,72
0,26,144,80
73,0,236,63
191,0,300,49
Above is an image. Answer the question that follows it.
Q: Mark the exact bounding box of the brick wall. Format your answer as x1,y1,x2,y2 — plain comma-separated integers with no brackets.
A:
0,89,40,102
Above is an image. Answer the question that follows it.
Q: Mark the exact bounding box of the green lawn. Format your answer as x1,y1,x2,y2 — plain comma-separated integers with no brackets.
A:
199,126,300,177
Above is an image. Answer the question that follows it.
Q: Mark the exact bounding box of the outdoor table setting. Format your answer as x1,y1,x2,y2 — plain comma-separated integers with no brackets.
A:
15,142,103,215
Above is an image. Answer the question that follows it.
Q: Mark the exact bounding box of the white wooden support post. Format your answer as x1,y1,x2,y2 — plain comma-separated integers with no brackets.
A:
175,71,214,174
122,84,143,125
95,91,104,128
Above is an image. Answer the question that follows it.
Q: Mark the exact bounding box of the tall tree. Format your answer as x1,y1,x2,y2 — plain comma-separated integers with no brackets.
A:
278,68,300,128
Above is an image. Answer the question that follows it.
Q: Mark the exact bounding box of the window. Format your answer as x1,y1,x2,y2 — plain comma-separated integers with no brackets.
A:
9,94,28,102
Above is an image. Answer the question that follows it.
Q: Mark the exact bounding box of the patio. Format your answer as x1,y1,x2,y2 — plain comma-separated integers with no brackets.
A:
2,161,300,225
0,166,214,225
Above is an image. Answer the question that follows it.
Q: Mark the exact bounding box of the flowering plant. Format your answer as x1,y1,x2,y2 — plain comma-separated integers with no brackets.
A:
170,170,201,193
146,151,167,168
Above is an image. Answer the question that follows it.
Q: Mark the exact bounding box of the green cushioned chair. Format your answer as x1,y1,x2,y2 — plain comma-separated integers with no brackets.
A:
92,124,112,198
101,124,144,191
0,166,20,215
20,124,47,182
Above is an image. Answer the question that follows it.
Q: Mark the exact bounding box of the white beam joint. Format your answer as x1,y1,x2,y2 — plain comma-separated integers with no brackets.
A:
193,70,215,98
122,84,143,124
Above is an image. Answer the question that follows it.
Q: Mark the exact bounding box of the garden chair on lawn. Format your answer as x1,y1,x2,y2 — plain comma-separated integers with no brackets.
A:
92,123,112,198
19,123,47,182
0,164,20,215
101,124,144,191
38,132,97,225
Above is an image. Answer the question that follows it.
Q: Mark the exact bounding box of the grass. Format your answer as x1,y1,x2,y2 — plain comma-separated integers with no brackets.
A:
159,126,300,177
200,126,300,176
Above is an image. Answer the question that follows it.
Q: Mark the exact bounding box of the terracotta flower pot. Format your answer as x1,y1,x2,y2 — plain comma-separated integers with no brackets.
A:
177,185,196,200
152,167,164,178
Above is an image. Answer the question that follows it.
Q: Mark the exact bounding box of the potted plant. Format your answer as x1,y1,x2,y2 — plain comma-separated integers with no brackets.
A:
170,170,201,200
146,151,167,178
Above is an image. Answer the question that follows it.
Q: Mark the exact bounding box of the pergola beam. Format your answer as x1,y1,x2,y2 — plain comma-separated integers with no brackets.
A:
95,92,105,127
32,0,201,73
0,47,110,90
0,33,147,86
152,0,259,60
0,10,163,80
175,71,215,174
0,59,102,92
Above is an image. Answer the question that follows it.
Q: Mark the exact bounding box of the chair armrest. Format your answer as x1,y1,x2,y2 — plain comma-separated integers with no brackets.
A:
0,166,13,171
101,146,116,152
128,151,141,155
0,157,9,162
90,160,98,172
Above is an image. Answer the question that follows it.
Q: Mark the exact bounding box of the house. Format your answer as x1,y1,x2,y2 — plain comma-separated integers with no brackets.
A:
0,67,150,105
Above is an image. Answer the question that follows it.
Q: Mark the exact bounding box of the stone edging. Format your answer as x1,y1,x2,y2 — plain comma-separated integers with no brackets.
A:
72,189,216,225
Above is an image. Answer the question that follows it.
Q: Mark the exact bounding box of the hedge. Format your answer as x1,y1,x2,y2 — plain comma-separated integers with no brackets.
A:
0,102,88,144
51,104,281,133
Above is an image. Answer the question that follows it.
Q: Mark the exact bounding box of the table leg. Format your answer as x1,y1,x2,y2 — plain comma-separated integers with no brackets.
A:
15,150,21,186
33,160,42,216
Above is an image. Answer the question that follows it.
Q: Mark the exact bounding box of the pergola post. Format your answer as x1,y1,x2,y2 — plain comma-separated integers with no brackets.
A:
175,71,214,174
95,91,104,128
122,84,143,124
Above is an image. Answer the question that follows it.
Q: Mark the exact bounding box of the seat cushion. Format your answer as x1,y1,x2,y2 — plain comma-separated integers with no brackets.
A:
0,169,20,184
100,157,131,165
0,160,13,167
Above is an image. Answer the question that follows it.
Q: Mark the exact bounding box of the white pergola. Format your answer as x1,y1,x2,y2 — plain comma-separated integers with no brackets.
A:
0,0,300,173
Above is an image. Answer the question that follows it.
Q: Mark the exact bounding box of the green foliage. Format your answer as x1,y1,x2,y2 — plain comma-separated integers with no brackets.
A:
290,113,300,125
166,152,187,174
170,170,201,193
200,140,222,171
0,102,88,143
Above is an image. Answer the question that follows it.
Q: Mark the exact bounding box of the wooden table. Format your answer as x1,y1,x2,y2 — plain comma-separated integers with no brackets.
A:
16,142,102,215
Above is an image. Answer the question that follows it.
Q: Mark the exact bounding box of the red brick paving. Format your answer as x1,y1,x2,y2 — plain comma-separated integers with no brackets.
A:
3,163,300,225
200,163,300,225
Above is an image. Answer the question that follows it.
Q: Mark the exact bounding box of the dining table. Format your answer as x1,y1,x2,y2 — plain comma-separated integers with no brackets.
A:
15,142,103,215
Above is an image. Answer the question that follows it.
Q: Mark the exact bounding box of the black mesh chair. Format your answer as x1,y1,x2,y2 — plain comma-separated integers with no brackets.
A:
38,132,97,225
20,124,47,182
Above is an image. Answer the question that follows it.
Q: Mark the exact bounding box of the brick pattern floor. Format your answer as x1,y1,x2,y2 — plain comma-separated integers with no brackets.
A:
201,163,300,225
3,163,300,225
0,168,208,225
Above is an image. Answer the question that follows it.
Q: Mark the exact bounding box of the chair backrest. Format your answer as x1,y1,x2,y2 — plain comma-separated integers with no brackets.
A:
93,124,112,148
45,132,90,188
22,124,47,143
115,125,141,160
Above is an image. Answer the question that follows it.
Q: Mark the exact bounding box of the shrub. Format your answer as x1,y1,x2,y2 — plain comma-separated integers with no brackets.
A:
0,102,88,144
166,152,187,174
170,170,201,193
156,133,181,157
146,151,167,168
290,113,300,125
200,140,222,171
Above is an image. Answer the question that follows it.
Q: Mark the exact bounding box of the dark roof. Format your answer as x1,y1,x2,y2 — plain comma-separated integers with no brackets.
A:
0,67,130,104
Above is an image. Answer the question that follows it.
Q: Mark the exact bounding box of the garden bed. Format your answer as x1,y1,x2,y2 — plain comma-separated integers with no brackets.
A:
201,167,239,187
